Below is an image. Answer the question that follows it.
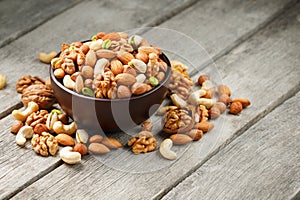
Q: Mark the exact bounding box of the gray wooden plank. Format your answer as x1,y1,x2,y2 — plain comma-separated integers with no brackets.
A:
0,0,81,48
10,1,300,200
162,91,300,200
0,0,196,120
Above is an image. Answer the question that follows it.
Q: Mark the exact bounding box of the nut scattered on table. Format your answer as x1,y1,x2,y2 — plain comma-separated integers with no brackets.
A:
127,131,157,154
22,84,55,109
39,51,57,64
16,75,45,93
31,132,59,156
60,146,81,164
0,74,7,90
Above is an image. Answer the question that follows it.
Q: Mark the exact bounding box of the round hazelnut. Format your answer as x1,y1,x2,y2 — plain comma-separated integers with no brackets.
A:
74,143,88,156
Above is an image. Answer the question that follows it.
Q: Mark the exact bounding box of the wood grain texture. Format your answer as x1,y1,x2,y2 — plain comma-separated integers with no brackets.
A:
0,0,81,48
0,0,194,120
162,91,300,200
11,1,300,200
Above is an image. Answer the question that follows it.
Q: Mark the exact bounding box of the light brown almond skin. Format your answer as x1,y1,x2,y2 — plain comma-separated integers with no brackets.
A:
229,101,243,115
194,121,214,133
89,135,103,143
85,50,97,67
101,32,121,41
170,134,193,145
117,85,131,98
214,102,227,113
218,94,231,106
218,85,231,97
115,73,136,86
135,52,149,63
198,75,210,86
232,98,251,108
56,134,75,146
131,83,152,95
208,107,221,119
11,121,24,134
117,52,134,65
89,143,110,154
188,129,203,141
101,138,122,149
73,143,88,156
110,60,124,75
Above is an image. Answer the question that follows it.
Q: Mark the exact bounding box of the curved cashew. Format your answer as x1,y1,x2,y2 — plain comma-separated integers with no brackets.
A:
12,102,39,121
170,94,187,108
53,121,77,135
60,146,81,164
198,98,215,109
63,75,75,90
159,139,177,160
188,89,207,105
46,112,58,132
16,125,34,146
201,80,214,90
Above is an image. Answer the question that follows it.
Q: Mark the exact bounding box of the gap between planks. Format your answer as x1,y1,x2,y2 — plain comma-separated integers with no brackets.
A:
3,0,299,198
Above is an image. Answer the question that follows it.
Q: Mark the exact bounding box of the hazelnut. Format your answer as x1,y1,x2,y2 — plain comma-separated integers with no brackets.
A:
218,85,231,97
74,143,88,156
198,75,210,85
11,121,24,134
229,101,243,115
188,129,203,141
208,107,221,119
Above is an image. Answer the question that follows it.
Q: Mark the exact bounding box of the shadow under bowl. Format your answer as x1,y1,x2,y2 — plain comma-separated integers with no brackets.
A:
50,53,171,133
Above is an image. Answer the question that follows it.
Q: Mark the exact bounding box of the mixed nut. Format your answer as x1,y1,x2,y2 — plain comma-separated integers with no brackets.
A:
51,31,169,99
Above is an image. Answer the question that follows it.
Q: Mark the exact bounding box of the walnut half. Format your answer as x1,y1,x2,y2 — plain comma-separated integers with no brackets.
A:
31,132,59,157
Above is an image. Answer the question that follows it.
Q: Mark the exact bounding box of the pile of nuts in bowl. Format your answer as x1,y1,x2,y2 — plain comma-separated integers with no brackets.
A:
50,31,169,99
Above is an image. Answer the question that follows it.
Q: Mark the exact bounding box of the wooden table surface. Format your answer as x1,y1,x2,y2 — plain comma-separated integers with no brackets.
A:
0,0,299,199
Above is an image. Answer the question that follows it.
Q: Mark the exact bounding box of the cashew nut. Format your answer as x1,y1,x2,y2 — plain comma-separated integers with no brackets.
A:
63,75,75,90
39,51,57,64
76,129,89,143
198,98,215,109
201,80,214,90
15,125,34,146
60,146,81,164
46,112,58,132
188,89,207,105
12,102,39,121
53,121,77,135
159,139,177,160
170,94,187,108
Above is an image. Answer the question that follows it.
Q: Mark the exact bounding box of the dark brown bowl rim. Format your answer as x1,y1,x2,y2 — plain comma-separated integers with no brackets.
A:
50,52,171,102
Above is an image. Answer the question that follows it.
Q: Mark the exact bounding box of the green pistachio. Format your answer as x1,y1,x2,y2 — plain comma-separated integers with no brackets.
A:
51,109,62,114
102,39,112,49
91,35,97,41
149,76,159,87
82,87,95,97
69,45,76,51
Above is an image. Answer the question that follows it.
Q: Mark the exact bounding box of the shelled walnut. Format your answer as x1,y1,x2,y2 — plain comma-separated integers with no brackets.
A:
162,107,194,134
16,75,45,93
31,132,59,157
127,131,157,154
22,84,56,109
26,110,49,129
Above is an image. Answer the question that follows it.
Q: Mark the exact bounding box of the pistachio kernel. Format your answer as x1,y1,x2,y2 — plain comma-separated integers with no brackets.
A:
102,39,112,49
82,87,95,97
91,35,97,41
51,109,62,114
69,45,76,51
149,76,159,87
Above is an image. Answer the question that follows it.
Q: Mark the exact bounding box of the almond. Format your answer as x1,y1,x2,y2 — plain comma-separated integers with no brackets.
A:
194,121,214,133
110,60,124,75
96,49,117,59
214,102,227,113
218,85,231,97
101,32,121,41
115,73,136,85
56,134,75,146
117,85,131,98
229,101,243,115
11,121,24,134
80,44,90,55
218,94,231,106
138,46,159,55
131,83,152,95
101,138,122,149
208,107,221,119
33,124,49,135
170,134,193,145
73,143,88,156
117,52,134,64
96,32,106,39
188,129,203,141
89,135,103,143
135,52,149,63
89,143,110,154
85,50,97,67
232,98,251,108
